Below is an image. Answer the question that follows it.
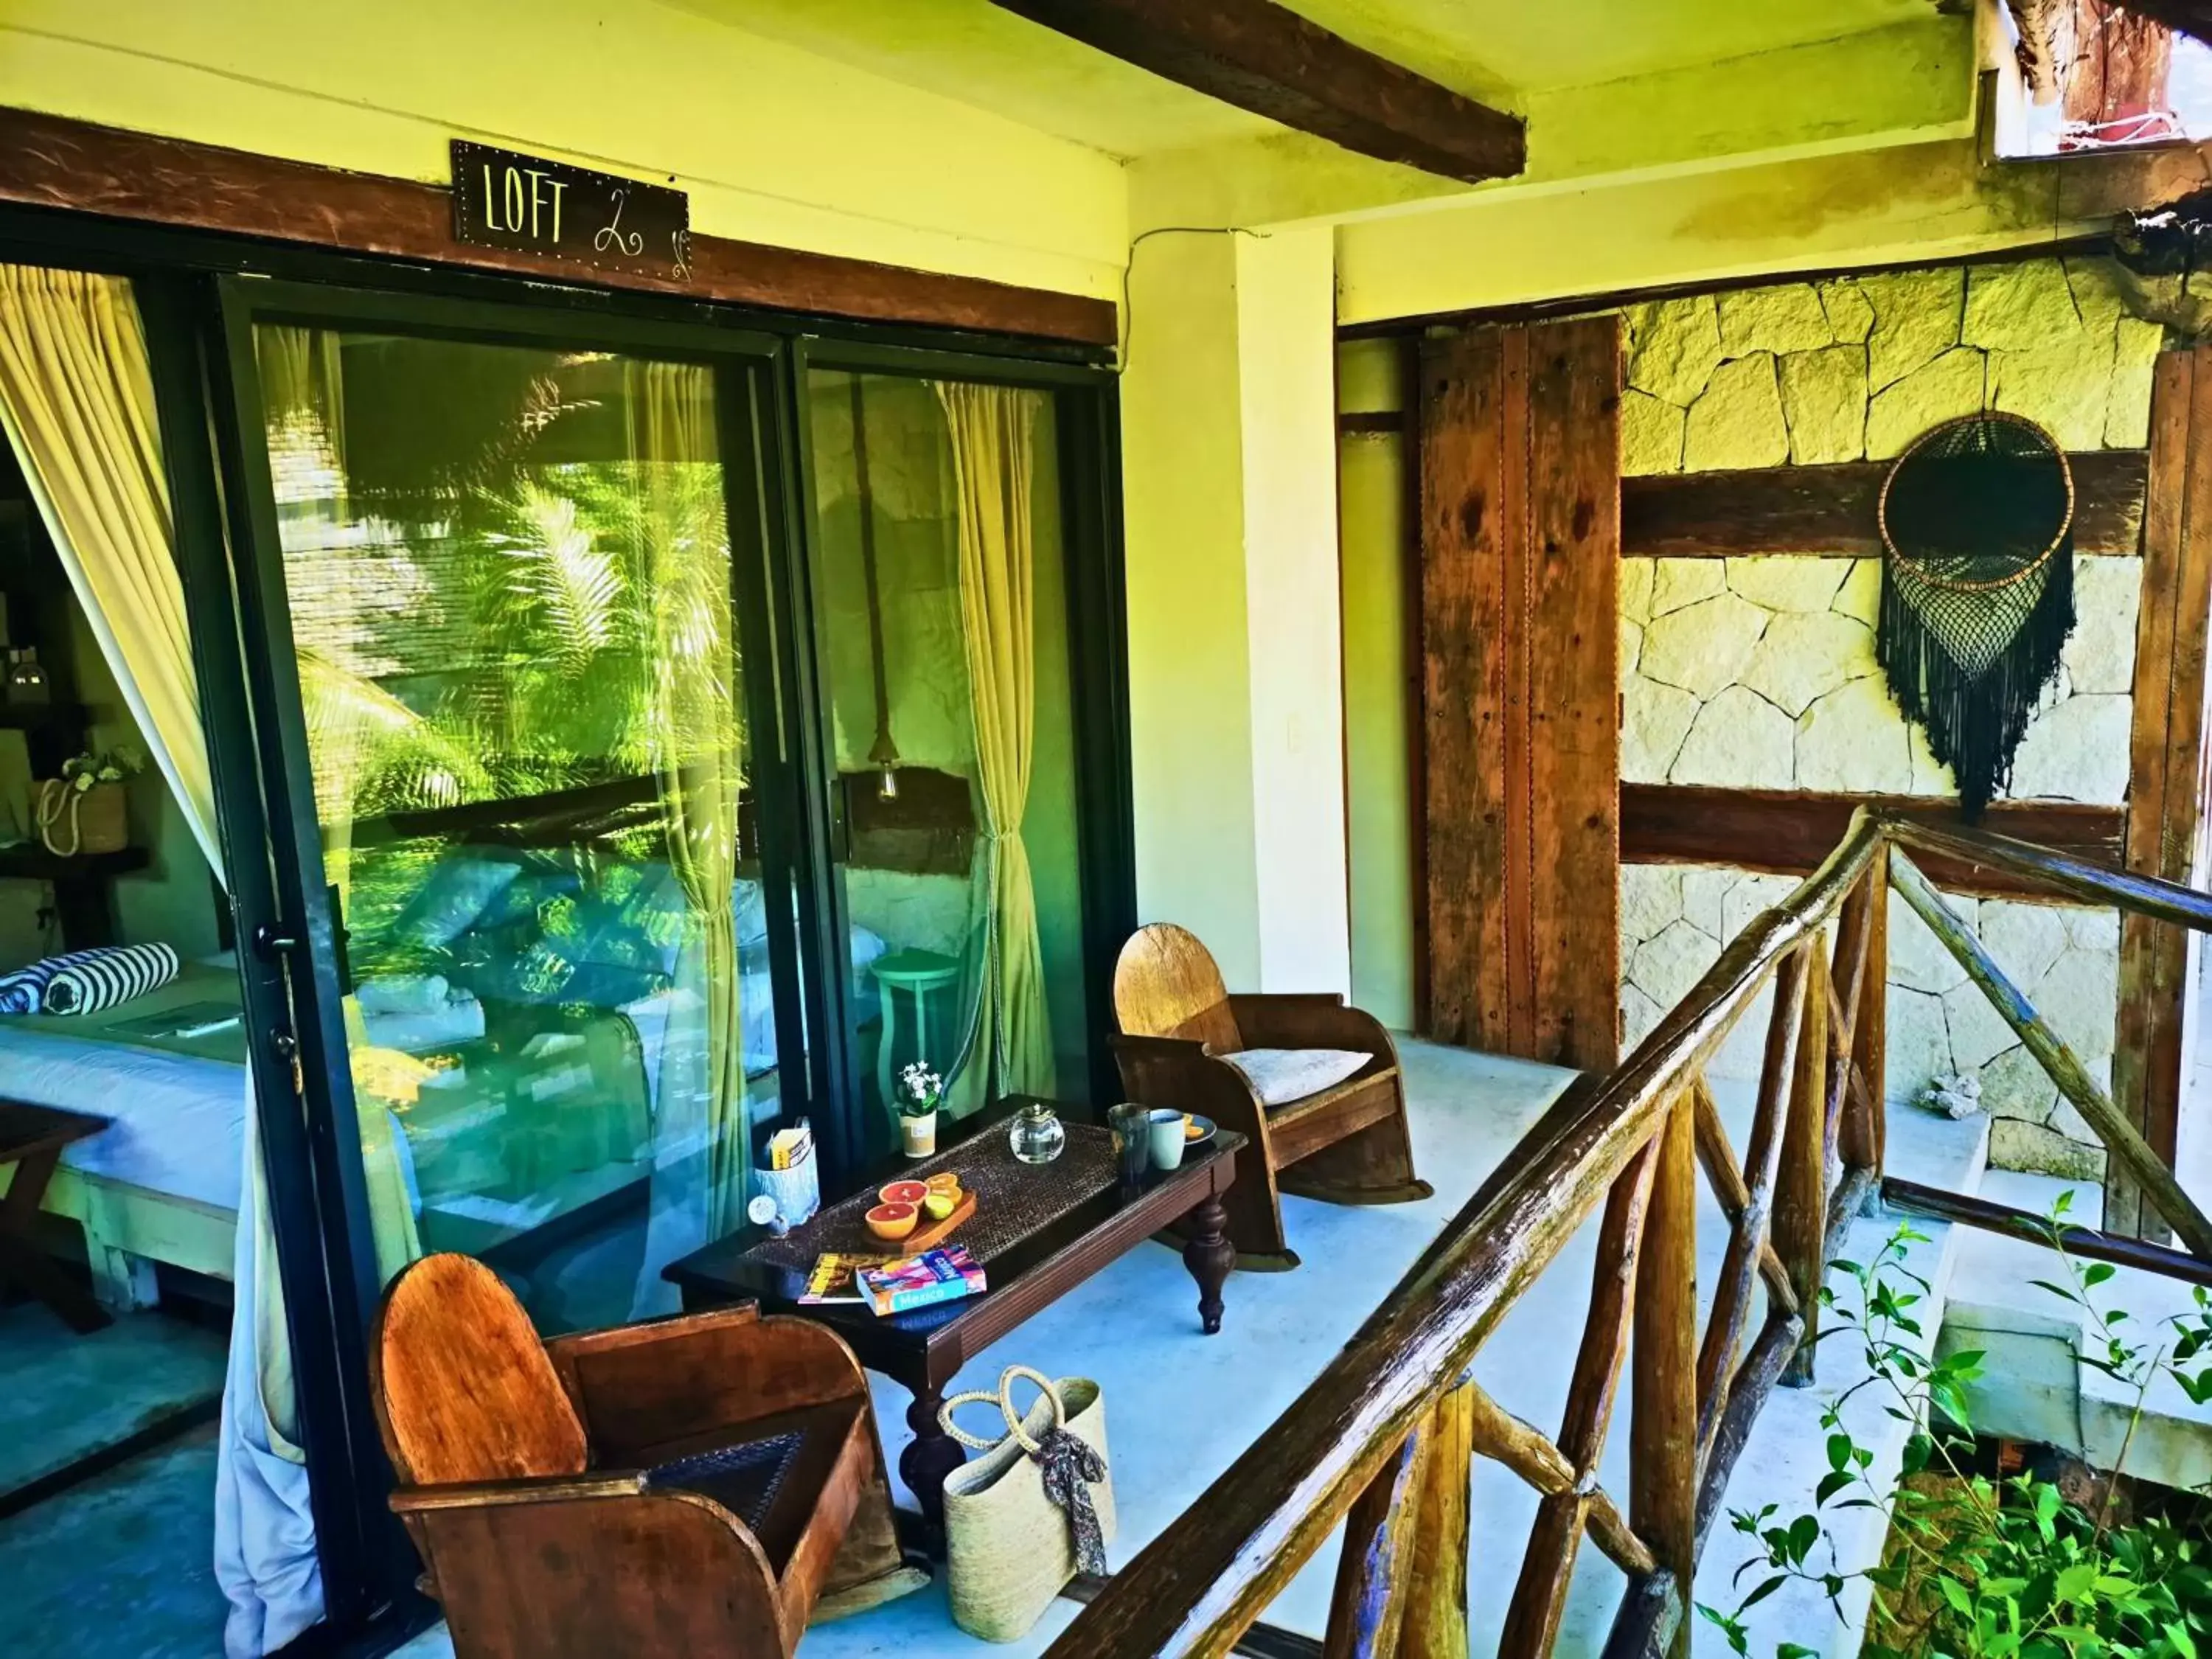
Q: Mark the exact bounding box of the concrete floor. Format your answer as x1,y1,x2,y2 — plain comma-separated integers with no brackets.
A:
392,1043,1989,1659
18,946,2212,1659
0,1302,229,1658
0,1422,230,1659
5,1037,2127,1659
0,1301,226,1498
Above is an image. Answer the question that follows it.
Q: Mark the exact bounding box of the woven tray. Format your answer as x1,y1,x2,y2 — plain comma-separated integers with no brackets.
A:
746,1121,1119,1271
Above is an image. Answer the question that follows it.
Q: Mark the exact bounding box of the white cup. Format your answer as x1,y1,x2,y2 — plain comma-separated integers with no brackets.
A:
1147,1108,1187,1171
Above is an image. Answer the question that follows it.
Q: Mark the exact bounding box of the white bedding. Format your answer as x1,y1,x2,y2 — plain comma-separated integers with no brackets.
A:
0,926,888,1214
0,1027,246,1211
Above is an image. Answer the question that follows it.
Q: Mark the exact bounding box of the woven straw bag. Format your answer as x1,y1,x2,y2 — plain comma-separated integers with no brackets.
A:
36,779,127,856
939,1366,1115,1642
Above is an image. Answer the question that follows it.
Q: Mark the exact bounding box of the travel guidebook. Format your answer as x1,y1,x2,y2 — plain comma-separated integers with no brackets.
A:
856,1246,987,1317
799,1252,891,1304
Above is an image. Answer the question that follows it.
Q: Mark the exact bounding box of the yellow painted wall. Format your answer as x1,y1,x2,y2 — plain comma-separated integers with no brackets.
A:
0,0,1128,300
1119,231,1264,986
1237,225,1350,995
1119,226,1350,993
1336,341,1413,1029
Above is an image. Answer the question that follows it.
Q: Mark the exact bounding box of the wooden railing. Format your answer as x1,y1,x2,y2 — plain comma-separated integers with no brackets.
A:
1046,810,2212,1659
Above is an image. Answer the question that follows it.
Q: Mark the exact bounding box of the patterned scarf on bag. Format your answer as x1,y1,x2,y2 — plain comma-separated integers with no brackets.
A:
1034,1426,1108,1576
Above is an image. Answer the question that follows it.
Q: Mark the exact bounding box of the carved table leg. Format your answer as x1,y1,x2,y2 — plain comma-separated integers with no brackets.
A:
899,1383,967,1552
1183,1194,1234,1335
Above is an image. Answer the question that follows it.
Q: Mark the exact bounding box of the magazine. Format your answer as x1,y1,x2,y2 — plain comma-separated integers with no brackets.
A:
856,1246,987,1317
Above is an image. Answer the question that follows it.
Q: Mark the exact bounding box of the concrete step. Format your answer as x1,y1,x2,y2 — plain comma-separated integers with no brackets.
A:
1941,1167,2212,1499
1686,1103,1989,1659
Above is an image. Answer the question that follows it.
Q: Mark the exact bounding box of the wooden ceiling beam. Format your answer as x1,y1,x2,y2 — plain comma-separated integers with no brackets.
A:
987,0,1526,184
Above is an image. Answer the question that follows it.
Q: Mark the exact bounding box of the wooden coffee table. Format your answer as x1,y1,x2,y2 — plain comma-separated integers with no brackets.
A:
0,1099,112,1334
664,1097,1242,1544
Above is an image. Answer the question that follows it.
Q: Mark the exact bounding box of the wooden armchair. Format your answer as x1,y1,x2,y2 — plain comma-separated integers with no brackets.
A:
370,1253,921,1658
1111,924,1430,1269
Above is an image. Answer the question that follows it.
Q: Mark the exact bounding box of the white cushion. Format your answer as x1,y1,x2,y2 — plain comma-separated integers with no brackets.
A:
1220,1047,1371,1108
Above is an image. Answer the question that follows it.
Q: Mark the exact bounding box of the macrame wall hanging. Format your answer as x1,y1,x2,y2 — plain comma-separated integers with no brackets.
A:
1876,411,2077,820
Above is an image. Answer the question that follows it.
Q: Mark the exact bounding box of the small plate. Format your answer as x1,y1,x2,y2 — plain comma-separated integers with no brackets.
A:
1183,1114,1217,1147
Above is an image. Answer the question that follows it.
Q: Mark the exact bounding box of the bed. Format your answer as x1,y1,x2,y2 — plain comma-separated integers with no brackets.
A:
0,845,891,1312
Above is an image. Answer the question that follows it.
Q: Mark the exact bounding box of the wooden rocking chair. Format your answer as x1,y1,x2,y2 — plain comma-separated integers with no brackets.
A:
370,1253,922,1658
1110,924,1430,1269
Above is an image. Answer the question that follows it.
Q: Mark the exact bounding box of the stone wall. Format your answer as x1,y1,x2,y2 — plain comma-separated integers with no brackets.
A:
1615,254,2154,1178
1621,864,2120,1184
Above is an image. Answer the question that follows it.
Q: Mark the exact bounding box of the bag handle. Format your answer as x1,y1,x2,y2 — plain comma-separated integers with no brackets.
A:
938,1383,1017,1450
36,780,80,858
936,1364,1068,1453
995,1365,1065,1456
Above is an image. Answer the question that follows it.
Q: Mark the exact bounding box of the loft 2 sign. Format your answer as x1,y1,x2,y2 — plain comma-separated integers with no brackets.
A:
450,140,691,281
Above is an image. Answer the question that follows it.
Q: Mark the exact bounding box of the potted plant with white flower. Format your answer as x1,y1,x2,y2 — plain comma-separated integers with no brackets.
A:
897,1060,944,1158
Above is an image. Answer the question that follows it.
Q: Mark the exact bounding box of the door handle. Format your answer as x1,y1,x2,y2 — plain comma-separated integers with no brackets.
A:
829,773,852,863
250,886,351,994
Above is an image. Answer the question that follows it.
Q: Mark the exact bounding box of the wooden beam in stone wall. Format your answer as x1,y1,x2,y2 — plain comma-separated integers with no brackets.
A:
1621,450,2149,559
0,105,1116,347
1621,784,2127,898
987,0,1526,184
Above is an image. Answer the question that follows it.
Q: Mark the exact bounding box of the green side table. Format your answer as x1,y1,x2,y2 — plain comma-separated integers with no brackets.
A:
870,947,963,1116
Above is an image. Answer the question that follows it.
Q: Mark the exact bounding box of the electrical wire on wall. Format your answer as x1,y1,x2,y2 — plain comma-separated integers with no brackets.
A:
1119,225,1267,369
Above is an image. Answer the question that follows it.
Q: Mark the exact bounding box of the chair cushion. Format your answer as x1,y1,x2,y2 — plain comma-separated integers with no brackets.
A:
647,1431,807,1534
1221,1047,1371,1107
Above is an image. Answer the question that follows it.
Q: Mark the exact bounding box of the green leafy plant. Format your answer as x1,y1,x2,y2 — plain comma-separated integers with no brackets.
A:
1701,1197,2212,1659
57,744,143,793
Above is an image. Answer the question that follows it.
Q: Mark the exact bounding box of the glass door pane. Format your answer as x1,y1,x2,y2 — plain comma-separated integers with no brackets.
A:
804,369,1092,1145
247,324,782,1329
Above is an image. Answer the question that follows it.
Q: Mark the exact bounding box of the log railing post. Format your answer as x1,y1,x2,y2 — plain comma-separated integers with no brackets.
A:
1324,1421,1433,1659
1400,1384,1474,1659
1840,849,1888,1177
1500,1135,1660,1659
1631,1095,1698,1659
1824,861,1875,1172
1693,953,1806,1462
1774,942,1831,1387
1326,1385,1476,1659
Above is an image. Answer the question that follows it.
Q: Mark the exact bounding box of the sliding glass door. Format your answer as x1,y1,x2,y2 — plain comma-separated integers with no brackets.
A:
215,292,807,1332
801,365,1094,1147
167,268,1130,1646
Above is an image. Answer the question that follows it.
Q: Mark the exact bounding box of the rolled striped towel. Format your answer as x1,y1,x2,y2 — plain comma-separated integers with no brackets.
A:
0,958,60,1015
42,943,181,1015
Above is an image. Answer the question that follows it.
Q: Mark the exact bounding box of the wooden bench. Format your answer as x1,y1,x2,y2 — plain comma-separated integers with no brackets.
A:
0,1099,111,1334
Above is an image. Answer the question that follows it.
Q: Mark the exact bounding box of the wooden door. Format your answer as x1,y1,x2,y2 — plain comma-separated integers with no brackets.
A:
2113,344,2212,1238
1418,317,1621,1070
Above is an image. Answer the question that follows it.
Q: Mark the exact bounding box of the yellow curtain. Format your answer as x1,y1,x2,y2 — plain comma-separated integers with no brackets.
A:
936,381,1055,1102
0,265,220,873
0,272,417,1652
631,362,748,1237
